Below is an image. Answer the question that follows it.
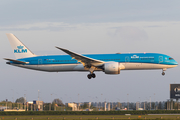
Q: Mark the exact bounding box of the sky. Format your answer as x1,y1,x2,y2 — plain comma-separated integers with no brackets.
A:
1,0,180,103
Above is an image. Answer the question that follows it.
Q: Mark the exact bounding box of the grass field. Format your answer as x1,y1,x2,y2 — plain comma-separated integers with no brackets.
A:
0,115,180,120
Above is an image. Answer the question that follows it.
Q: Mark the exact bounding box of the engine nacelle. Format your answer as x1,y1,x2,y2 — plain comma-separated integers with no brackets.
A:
104,62,121,74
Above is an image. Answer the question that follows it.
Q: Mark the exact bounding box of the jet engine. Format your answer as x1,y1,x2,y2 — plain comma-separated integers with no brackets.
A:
103,62,123,74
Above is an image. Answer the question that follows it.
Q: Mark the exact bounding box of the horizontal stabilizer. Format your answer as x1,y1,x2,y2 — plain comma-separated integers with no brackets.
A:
4,58,29,64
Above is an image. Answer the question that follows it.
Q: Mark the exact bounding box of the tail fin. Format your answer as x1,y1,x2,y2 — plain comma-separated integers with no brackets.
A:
6,33,36,59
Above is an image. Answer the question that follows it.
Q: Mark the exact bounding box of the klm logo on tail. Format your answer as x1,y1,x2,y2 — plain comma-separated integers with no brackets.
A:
14,45,27,53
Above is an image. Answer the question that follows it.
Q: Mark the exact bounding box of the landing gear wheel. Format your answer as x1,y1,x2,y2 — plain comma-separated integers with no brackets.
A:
87,74,92,79
162,72,165,76
91,73,96,78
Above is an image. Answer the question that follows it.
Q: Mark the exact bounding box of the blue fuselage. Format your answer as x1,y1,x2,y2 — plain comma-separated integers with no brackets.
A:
8,53,178,74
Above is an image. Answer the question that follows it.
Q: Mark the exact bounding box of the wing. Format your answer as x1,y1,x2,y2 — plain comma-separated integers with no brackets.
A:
4,58,29,64
55,47,104,67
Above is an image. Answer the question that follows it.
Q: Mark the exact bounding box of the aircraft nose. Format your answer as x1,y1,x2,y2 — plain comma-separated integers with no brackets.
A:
175,61,178,65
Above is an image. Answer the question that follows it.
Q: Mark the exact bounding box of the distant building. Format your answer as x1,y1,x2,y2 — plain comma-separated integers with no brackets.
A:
104,102,107,111
107,103,110,111
34,101,43,111
136,102,139,110
27,100,43,111
67,103,77,111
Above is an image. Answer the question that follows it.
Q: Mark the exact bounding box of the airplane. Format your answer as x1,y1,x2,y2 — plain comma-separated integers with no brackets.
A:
4,33,178,79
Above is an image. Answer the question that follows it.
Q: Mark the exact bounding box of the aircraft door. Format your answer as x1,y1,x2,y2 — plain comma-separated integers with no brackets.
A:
125,56,130,62
38,59,42,65
159,56,163,63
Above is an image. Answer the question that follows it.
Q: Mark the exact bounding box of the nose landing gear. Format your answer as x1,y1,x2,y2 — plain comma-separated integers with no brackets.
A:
162,72,165,76
162,68,166,76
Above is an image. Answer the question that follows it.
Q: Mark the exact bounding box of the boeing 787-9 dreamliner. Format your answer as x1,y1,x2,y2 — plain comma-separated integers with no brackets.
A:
4,33,178,79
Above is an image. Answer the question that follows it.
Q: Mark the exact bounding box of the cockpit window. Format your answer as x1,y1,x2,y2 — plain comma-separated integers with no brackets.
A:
169,58,174,60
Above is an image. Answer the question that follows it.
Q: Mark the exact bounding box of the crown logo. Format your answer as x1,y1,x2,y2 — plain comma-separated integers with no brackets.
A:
17,45,24,49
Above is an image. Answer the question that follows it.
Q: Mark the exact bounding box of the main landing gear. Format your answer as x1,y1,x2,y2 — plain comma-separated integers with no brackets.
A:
87,73,96,79
87,66,96,79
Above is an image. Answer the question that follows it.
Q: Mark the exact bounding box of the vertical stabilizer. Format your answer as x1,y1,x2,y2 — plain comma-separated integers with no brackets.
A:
6,33,36,59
